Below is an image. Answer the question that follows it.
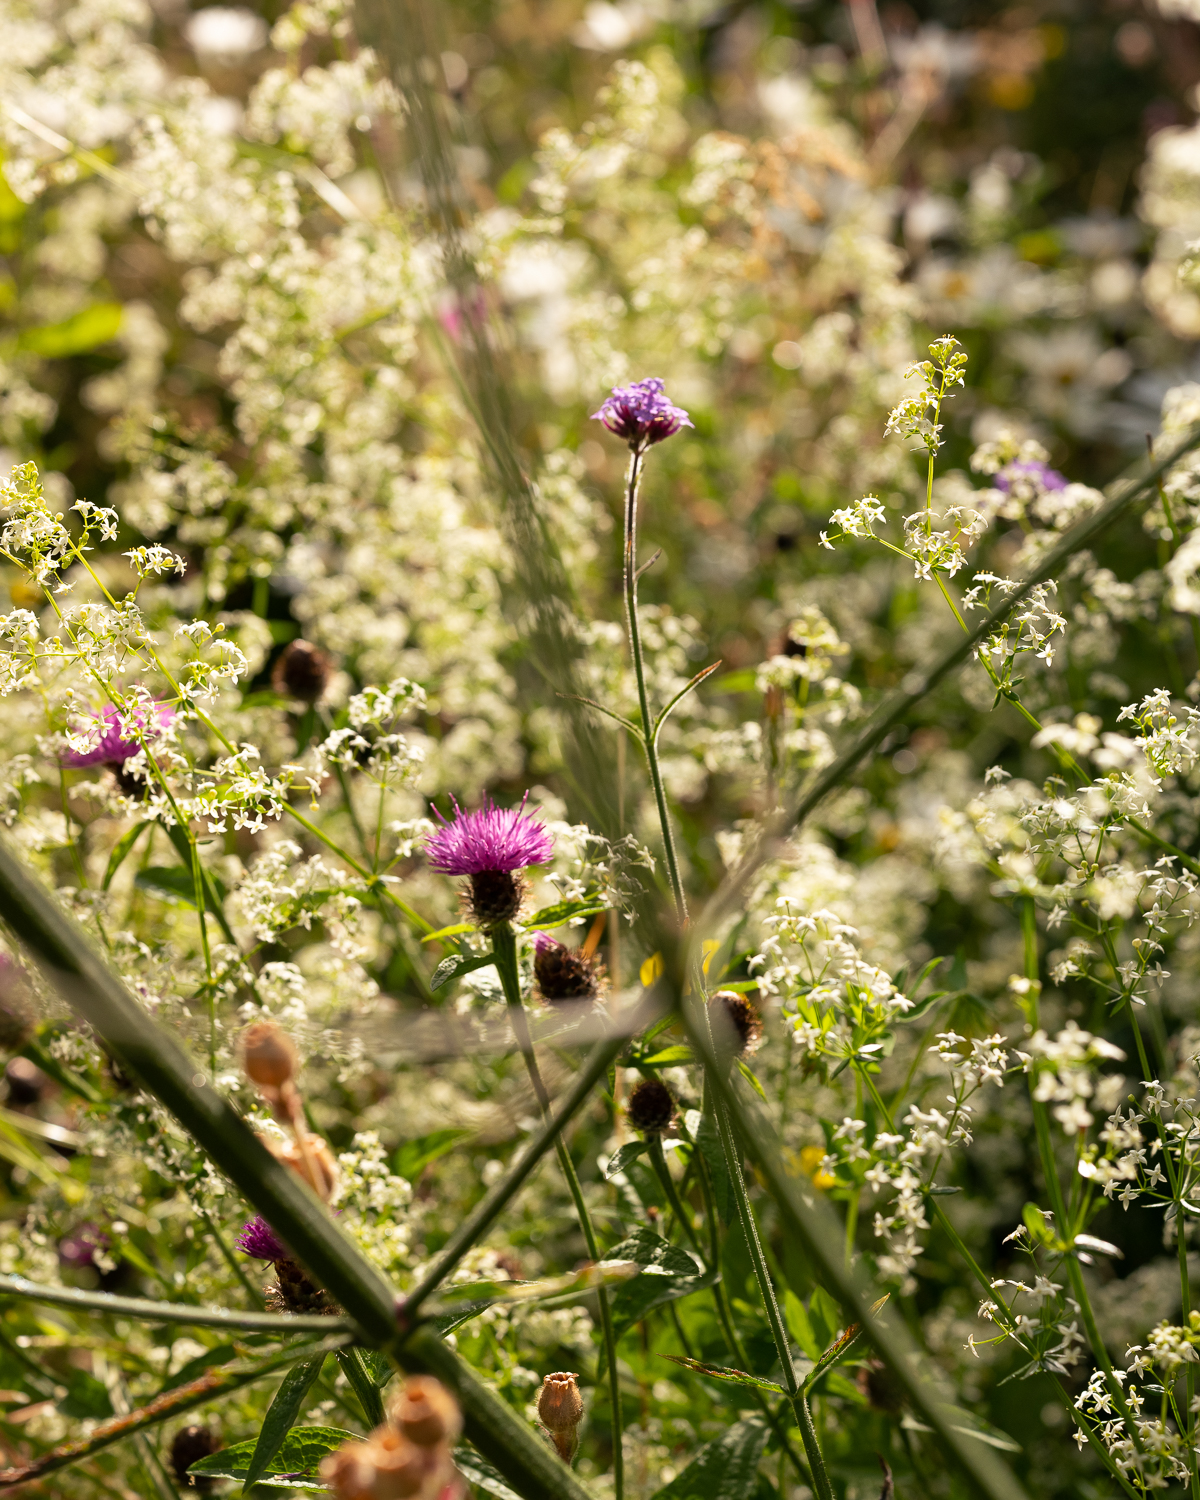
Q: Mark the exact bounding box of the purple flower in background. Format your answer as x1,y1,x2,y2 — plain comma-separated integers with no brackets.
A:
58,1223,110,1271
995,460,1067,495
426,795,553,877
592,378,693,449
236,1215,289,1262
61,703,174,768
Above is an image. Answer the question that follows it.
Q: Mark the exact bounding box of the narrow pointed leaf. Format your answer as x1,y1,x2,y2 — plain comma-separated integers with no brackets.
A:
651,660,722,742
431,950,494,991
337,1347,386,1427
604,1140,649,1179
241,1355,327,1494
102,820,152,891
658,1354,785,1395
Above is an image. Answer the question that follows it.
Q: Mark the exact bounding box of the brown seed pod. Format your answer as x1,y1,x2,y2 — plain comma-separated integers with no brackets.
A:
366,1426,428,1498
273,638,332,704
709,990,763,1055
537,1372,584,1463
320,1441,376,1500
390,1375,462,1449
242,1021,297,1090
627,1077,674,1136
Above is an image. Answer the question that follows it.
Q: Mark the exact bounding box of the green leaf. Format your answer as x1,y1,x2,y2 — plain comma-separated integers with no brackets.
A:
651,1416,769,1498
18,302,122,357
102,821,152,892
454,1447,524,1499
392,1128,470,1182
56,1369,114,1420
337,1346,385,1427
658,1354,785,1395
421,922,474,943
1022,1201,1053,1245
604,1140,649,1179
784,1289,820,1361
158,1344,240,1395
803,1294,889,1392
807,1286,843,1352
737,1059,767,1101
521,899,607,933
189,1425,358,1491
694,1111,734,1227
607,1229,709,1336
242,1355,327,1494
709,669,758,694
639,1045,694,1067
135,866,201,907
430,950,494,992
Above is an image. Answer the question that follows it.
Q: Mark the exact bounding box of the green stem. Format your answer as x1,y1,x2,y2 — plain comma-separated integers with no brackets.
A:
708,1088,833,1500
0,1273,348,1334
646,1135,702,1258
492,922,624,1500
196,1204,267,1310
623,446,687,923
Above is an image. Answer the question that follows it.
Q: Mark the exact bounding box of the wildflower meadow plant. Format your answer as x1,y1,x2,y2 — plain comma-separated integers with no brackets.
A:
3,5,1200,1500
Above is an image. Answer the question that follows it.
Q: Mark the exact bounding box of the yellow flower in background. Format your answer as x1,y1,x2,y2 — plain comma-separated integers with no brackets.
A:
639,940,720,989
800,1145,836,1191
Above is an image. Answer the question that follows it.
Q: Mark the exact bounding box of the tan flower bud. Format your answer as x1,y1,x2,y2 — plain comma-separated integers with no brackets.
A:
537,1371,583,1461
320,1442,376,1500
366,1427,426,1499
390,1376,462,1449
242,1021,297,1090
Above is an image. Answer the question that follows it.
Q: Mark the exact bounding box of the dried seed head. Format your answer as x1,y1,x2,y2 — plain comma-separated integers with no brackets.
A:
242,1021,297,1090
273,639,331,704
538,1372,584,1464
267,1257,340,1316
709,990,762,1055
390,1376,462,1448
533,932,599,1003
169,1425,220,1490
627,1077,675,1136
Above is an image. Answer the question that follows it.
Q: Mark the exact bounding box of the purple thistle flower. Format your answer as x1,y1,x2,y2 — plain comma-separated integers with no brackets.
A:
591,378,693,450
995,460,1067,495
236,1215,290,1262
61,703,175,768
425,794,553,877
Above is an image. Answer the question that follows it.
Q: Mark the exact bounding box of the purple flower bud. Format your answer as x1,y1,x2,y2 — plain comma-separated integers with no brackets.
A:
235,1215,290,1262
61,703,175,769
995,460,1067,495
591,378,693,450
425,794,553,877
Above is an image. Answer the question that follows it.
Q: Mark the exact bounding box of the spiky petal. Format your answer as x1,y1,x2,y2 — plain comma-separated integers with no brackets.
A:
235,1215,289,1262
425,794,553,876
591,378,693,449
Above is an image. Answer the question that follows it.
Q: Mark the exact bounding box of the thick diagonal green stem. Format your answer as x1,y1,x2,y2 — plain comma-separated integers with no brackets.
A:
623,447,687,924
492,922,623,1495
0,835,594,1500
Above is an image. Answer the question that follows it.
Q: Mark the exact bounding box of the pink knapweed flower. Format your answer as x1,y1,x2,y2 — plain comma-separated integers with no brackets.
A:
591,378,693,449
996,460,1067,494
61,703,174,768
236,1215,289,1262
425,795,553,876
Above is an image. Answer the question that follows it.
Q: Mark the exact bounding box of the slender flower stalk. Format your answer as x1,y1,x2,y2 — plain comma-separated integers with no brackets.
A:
491,922,625,1500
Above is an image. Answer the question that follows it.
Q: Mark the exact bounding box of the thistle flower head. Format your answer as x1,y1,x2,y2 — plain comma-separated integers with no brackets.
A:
170,1425,219,1492
591,377,693,449
425,794,553,876
61,702,174,768
235,1215,289,1262
709,989,763,1055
